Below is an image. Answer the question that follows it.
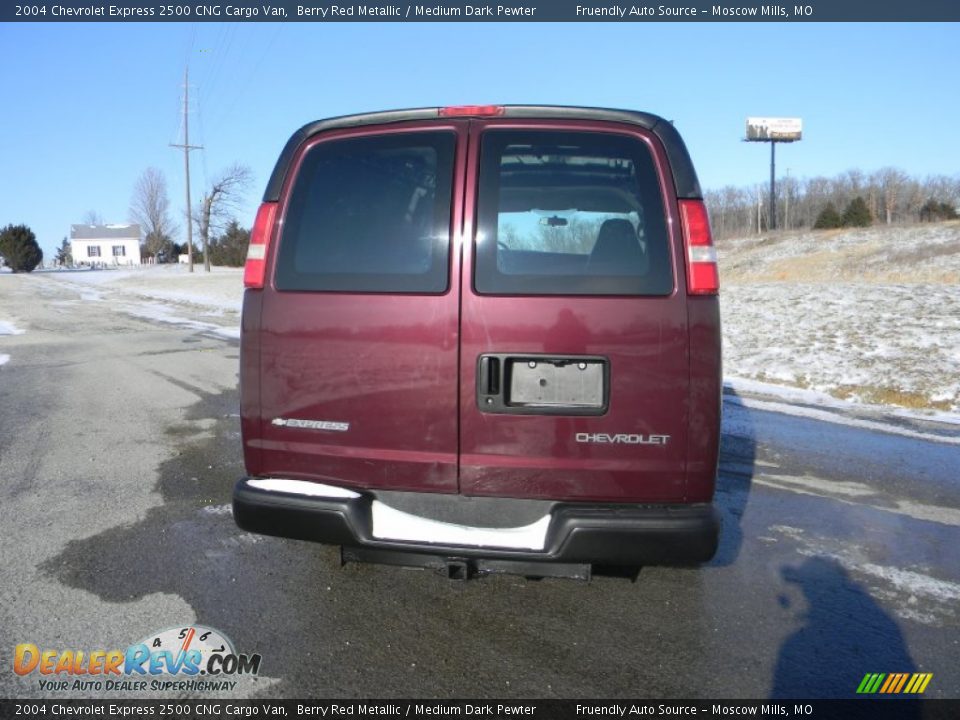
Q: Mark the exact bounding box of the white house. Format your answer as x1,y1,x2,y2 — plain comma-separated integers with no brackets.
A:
70,224,142,267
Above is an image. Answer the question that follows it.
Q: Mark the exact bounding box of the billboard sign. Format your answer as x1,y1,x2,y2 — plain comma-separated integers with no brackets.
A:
746,117,803,141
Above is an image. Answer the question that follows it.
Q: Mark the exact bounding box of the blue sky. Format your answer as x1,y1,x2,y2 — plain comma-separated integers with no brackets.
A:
0,21,957,260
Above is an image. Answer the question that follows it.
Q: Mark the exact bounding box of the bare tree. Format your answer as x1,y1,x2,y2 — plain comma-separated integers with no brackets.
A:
82,210,104,225
874,167,909,225
130,168,178,261
194,164,253,272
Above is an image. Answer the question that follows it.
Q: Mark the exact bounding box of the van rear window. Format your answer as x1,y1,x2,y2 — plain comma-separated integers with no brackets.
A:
275,131,455,293
474,130,673,296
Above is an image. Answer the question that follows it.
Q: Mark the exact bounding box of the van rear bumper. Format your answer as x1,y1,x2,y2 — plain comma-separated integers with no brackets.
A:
232,477,719,566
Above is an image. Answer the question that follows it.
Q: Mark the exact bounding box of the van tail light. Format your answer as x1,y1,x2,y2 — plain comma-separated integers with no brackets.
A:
679,199,719,295
244,202,278,289
439,105,505,117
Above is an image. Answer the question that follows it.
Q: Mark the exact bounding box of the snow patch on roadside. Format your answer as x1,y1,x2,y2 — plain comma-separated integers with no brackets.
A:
725,392,960,446
48,265,243,313
44,267,242,340
726,377,960,425
122,303,240,340
0,320,25,335
753,471,960,527
0,354,9,366
858,563,960,604
200,504,233,517
772,525,959,626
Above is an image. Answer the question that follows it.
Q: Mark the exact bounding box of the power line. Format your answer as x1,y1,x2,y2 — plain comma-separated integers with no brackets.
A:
208,23,282,137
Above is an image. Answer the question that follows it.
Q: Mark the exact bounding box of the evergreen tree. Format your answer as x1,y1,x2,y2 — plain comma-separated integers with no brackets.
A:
842,196,872,227
141,229,175,262
208,221,250,267
0,224,43,273
55,236,73,266
919,199,959,222
813,203,842,230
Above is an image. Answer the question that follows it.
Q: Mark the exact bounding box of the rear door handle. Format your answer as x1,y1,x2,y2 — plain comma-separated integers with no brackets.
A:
479,356,500,396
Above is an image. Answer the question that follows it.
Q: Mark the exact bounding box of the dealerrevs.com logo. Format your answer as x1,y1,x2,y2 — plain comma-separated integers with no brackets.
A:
13,625,262,693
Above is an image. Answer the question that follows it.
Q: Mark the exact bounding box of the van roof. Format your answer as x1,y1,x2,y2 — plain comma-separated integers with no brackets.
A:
263,105,703,203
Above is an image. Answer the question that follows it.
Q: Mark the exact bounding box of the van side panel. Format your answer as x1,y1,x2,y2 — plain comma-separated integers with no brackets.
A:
240,289,264,477
685,296,722,502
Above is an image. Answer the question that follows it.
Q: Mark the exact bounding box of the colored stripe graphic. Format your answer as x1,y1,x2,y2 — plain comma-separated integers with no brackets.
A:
893,673,910,693
857,673,885,695
889,673,908,693
905,673,933,694
859,672,933,694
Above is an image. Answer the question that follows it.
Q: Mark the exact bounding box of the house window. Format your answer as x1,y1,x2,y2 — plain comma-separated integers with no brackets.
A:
112,246,126,257
87,246,101,258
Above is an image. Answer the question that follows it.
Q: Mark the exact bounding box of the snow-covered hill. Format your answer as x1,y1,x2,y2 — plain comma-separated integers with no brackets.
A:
720,221,960,415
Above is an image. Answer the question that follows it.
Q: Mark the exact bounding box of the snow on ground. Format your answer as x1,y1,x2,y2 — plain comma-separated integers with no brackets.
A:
724,387,960,445
0,320,26,335
45,265,243,312
719,221,960,415
0,320,25,367
721,283,960,414
123,302,240,341
42,265,243,340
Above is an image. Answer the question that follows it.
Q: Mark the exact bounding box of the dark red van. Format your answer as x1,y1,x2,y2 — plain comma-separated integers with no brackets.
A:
233,106,721,579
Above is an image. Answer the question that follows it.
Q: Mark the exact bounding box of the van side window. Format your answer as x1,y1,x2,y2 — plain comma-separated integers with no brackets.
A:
474,130,673,296
275,132,456,293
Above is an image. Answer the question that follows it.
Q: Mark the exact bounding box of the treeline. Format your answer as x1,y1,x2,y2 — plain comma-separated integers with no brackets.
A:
130,165,251,270
705,168,960,240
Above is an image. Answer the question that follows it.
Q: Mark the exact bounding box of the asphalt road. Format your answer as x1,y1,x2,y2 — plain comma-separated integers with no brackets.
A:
1,272,958,700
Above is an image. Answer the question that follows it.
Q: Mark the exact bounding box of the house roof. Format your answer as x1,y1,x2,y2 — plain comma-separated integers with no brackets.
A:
70,224,141,240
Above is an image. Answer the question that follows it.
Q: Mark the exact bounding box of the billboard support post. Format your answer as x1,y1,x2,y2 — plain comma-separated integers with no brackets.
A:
745,117,802,232
770,141,776,231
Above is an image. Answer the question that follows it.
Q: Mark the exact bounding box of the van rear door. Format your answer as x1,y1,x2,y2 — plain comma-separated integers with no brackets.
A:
256,122,465,493
459,120,691,502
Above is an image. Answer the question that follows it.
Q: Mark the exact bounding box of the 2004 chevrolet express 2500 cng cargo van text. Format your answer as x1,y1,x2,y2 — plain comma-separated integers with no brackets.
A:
233,105,722,580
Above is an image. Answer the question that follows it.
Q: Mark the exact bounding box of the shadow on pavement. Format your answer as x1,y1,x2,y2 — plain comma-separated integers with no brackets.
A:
712,387,756,566
772,556,919,711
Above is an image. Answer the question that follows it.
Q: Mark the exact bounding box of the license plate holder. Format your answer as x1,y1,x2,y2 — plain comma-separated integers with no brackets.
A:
477,354,609,415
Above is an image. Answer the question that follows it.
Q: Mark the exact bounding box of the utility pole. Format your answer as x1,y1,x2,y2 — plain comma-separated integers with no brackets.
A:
170,66,203,273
